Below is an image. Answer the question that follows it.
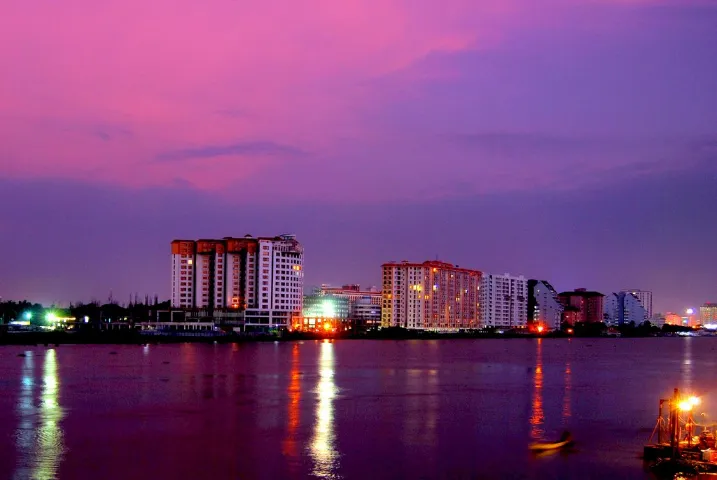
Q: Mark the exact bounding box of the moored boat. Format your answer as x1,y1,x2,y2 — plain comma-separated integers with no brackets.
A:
529,431,574,452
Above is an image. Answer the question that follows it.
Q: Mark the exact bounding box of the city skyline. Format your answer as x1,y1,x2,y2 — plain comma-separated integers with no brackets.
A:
1,1,716,312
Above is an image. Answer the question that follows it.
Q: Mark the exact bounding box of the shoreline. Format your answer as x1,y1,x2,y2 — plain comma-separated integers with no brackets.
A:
0,329,697,346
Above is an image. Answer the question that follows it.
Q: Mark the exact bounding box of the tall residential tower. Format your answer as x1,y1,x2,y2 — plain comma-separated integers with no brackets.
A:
170,234,303,329
480,273,529,328
381,260,481,331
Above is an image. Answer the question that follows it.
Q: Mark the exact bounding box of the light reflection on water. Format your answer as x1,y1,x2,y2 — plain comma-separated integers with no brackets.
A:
530,339,544,440
562,360,572,426
310,340,340,479
282,343,301,464
403,368,438,447
683,336,693,391
14,349,66,480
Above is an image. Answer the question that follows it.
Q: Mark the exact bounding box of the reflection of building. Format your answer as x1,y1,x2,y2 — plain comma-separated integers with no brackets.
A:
527,280,563,330
623,289,653,318
480,274,528,328
170,234,303,330
559,288,604,323
700,303,717,326
382,260,480,331
603,292,647,326
310,341,339,478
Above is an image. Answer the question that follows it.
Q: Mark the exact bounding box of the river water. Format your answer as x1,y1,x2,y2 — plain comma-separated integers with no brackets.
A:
0,338,715,479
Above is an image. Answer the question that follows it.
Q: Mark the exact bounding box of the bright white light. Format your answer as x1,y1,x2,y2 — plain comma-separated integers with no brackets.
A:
321,300,335,318
687,308,695,315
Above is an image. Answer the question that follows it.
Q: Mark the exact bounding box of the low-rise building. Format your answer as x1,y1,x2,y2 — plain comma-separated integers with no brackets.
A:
559,288,604,324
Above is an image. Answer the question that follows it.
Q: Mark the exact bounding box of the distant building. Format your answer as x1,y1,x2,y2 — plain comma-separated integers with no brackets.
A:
622,289,653,318
170,234,303,331
319,284,381,306
621,292,647,325
603,293,621,325
381,260,481,331
480,274,528,328
351,297,382,329
527,280,563,330
651,313,666,328
663,312,684,326
700,303,717,326
302,292,350,319
558,288,604,324
603,292,647,326
296,292,350,332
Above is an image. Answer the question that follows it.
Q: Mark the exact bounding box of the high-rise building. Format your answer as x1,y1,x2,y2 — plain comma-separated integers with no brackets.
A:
558,288,604,323
603,293,620,325
602,292,646,326
381,260,481,331
622,289,653,318
480,274,528,328
620,292,647,325
170,234,303,330
527,280,564,330
701,303,717,326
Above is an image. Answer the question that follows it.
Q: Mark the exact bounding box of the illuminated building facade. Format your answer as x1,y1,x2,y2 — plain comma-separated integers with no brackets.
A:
558,288,604,323
664,312,684,326
480,273,529,328
381,260,481,331
318,284,381,328
527,280,564,330
170,234,303,330
319,284,381,306
297,293,350,332
701,303,717,326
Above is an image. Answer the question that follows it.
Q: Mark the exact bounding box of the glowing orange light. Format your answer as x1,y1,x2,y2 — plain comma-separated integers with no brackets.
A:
537,325,545,333
567,328,574,334
323,323,331,331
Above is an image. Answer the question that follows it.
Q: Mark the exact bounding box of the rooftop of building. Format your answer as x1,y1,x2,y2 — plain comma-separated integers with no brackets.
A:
382,260,481,274
559,288,604,297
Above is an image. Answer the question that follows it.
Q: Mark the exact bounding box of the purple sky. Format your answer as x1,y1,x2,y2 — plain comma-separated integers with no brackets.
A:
1,0,716,313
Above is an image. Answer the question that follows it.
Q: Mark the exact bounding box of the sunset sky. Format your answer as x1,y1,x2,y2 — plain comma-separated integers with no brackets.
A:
1,0,715,313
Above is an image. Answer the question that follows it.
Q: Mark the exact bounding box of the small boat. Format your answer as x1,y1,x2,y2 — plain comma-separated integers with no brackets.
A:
529,431,574,452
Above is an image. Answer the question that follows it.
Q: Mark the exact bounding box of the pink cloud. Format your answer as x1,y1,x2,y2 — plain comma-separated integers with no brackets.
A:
0,0,710,199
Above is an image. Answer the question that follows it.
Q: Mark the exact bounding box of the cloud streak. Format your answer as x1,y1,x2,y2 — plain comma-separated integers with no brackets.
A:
156,141,307,162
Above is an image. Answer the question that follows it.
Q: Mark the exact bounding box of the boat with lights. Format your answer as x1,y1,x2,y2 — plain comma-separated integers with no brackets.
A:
644,388,717,478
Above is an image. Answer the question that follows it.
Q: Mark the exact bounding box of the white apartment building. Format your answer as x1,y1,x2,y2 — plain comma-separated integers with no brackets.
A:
623,289,653,318
381,260,480,331
528,280,564,330
171,234,303,330
480,273,528,328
